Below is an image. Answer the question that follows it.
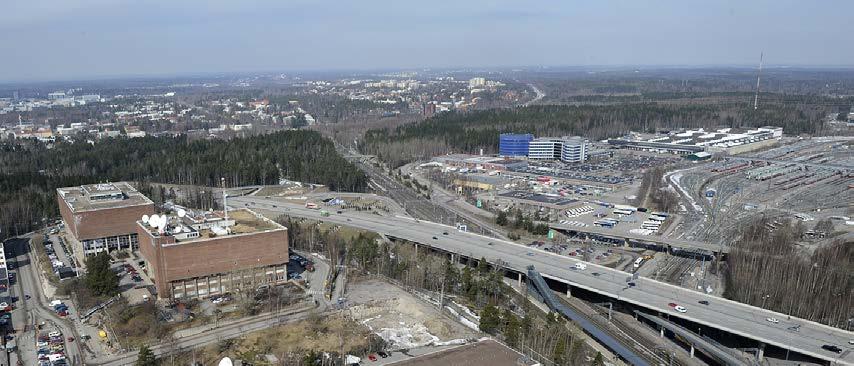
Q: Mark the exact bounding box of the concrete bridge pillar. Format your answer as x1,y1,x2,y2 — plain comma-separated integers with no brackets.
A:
757,343,765,362
566,286,572,298
690,344,695,358
517,272,523,287
414,244,418,258
450,253,456,264
660,326,664,338
623,239,629,248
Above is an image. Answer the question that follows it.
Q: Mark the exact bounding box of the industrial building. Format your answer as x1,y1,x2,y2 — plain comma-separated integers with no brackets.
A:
608,126,783,155
57,182,155,260
499,133,533,157
432,154,528,172
481,190,583,219
137,207,289,300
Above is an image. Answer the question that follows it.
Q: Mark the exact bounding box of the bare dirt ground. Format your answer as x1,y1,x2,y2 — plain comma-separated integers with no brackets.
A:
347,278,479,349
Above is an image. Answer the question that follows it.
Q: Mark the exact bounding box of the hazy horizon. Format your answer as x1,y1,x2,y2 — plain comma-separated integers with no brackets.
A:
3,0,853,83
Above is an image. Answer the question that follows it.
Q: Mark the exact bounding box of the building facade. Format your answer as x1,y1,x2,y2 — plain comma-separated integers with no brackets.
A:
528,138,563,160
57,182,155,258
137,208,289,300
499,133,533,157
560,136,590,163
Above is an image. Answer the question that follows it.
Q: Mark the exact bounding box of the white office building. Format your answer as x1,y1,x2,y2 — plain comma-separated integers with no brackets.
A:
528,138,563,160
560,136,589,163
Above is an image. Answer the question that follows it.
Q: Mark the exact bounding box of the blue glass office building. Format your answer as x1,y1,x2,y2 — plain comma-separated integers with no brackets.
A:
499,133,533,157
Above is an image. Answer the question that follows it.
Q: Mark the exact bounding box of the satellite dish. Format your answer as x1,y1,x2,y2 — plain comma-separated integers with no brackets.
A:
219,358,234,366
149,215,160,227
177,208,186,218
141,214,150,224
159,216,169,229
174,226,183,233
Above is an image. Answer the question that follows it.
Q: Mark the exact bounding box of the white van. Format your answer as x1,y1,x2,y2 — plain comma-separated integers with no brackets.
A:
574,262,587,270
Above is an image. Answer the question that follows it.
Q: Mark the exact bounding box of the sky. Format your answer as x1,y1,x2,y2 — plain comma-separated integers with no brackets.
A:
1,0,852,82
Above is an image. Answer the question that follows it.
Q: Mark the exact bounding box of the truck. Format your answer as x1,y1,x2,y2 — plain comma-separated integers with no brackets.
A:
305,202,319,209
320,210,330,217
573,262,587,270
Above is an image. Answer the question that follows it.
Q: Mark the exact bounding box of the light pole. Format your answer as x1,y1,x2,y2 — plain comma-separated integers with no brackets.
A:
761,294,770,309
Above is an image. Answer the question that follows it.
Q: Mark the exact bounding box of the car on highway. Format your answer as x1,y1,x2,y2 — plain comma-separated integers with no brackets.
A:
487,242,493,246
526,252,534,256
368,354,377,361
668,302,678,308
766,317,780,324
377,351,389,358
627,282,636,287
432,236,437,240
698,300,709,305
674,305,687,313
442,232,448,235
821,344,842,354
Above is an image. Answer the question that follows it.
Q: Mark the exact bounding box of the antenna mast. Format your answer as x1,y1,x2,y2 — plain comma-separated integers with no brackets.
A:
754,52,763,110
221,177,228,221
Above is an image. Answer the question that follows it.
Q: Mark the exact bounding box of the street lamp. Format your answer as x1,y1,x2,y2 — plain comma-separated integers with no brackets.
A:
761,294,770,309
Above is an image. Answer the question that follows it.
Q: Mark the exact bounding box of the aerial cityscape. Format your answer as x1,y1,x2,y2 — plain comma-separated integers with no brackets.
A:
0,2,852,366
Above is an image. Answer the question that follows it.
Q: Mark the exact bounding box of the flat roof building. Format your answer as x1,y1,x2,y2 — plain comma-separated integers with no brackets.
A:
499,133,533,157
609,126,783,155
528,138,563,160
57,182,155,259
137,208,289,300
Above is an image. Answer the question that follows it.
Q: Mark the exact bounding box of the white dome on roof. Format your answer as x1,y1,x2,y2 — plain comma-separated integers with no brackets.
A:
218,357,233,366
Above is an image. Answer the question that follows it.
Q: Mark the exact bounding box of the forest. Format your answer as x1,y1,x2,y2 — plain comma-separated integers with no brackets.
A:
0,130,366,240
723,217,852,329
362,102,828,167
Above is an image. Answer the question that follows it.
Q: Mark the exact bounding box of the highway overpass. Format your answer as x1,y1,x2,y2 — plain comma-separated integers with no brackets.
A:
230,195,854,366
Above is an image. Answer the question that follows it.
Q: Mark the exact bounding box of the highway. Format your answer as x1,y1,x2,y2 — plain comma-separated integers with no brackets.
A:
232,195,854,366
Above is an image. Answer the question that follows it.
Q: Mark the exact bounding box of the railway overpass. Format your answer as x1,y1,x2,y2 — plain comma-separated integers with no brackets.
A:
230,195,854,366
548,222,727,257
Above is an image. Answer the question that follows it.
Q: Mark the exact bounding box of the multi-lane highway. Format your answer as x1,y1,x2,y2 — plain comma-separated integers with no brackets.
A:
232,195,854,365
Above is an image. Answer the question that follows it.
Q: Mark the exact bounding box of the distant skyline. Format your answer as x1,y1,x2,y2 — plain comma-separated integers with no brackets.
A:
2,0,853,83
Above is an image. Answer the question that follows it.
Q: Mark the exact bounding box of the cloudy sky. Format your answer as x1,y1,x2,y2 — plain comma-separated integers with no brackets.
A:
1,0,851,82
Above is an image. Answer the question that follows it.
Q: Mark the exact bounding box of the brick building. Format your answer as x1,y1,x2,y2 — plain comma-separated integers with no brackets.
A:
57,182,155,259
137,208,289,300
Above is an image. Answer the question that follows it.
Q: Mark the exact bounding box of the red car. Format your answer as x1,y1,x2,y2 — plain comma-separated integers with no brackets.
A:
668,303,678,308
368,354,377,361
67,336,75,342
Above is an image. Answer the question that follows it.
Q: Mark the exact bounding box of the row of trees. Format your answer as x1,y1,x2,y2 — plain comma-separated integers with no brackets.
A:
724,217,853,329
633,167,680,213
0,130,367,241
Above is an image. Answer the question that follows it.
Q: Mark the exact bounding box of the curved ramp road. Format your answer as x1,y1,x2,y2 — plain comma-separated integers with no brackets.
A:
232,196,854,366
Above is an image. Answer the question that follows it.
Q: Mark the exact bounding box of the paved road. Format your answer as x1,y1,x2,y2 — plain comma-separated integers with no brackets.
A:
7,237,85,366
232,196,854,366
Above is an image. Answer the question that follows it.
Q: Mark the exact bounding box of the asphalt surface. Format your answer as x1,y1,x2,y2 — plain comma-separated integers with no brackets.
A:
232,195,854,366
6,237,84,366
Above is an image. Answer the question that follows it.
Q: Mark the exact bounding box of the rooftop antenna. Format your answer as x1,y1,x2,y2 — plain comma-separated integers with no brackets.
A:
221,177,228,221
754,52,763,110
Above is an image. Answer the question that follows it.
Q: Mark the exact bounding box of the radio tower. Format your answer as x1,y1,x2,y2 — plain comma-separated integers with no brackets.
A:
753,52,763,110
